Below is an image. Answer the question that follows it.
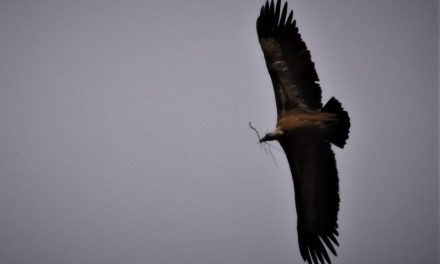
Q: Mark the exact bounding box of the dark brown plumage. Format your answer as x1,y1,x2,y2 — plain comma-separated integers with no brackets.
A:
255,1,350,263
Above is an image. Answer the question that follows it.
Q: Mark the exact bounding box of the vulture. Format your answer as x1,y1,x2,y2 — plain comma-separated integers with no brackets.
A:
255,1,350,263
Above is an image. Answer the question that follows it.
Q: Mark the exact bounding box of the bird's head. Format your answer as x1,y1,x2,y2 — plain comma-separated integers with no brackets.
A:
260,129,284,143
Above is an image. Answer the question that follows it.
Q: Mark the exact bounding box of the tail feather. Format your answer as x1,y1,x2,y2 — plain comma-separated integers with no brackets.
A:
322,97,350,148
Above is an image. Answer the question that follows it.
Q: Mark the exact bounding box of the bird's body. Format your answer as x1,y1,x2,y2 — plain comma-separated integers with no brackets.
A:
277,111,337,134
255,1,351,264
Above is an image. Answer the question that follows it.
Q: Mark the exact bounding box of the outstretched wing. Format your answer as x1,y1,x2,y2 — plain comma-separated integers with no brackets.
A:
280,137,340,264
257,0,322,117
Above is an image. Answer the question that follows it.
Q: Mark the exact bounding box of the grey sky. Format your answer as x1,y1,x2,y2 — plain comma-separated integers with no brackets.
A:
0,0,438,263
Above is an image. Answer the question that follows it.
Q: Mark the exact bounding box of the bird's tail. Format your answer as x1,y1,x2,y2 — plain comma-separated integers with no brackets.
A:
322,97,350,148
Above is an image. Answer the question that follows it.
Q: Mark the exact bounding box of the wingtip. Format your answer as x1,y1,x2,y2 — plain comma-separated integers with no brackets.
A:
286,10,293,25
279,2,288,27
298,228,339,264
258,0,296,37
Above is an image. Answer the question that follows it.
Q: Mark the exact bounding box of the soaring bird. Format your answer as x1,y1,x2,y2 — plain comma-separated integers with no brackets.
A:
255,1,350,263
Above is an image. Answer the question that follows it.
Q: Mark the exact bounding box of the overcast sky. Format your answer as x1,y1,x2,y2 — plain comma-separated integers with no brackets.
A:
0,0,438,263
